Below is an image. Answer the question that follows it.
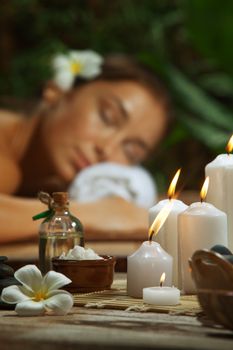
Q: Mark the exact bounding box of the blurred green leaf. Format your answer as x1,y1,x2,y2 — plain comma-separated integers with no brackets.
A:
162,123,188,148
198,73,233,97
168,67,233,130
183,0,233,79
179,113,230,150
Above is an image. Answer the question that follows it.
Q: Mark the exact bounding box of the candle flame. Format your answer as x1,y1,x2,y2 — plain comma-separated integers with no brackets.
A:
148,201,173,241
167,168,181,199
160,272,166,287
226,134,233,154
200,177,209,202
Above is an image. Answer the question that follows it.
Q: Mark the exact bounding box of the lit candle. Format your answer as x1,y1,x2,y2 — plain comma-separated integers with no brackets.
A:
149,169,187,288
205,134,233,250
127,203,173,298
178,177,228,294
143,272,180,305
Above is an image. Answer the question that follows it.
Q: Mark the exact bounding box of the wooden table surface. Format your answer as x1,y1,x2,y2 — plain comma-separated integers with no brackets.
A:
1,305,233,350
1,275,233,350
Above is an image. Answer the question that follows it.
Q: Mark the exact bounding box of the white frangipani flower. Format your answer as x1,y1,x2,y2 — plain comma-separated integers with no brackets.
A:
1,265,73,316
52,50,103,91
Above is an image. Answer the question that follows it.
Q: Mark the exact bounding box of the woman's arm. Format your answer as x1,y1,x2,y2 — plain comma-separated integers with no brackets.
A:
0,194,46,243
0,195,148,244
72,197,148,241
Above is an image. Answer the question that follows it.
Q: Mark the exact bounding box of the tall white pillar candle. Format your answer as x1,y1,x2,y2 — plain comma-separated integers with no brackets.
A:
226,165,233,250
205,150,233,250
149,169,187,288
149,199,187,288
178,201,228,294
127,241,173,298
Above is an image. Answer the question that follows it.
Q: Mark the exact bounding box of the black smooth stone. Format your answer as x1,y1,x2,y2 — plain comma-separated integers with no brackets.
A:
0,300,15,310
0,264,14,279
210,245,233,265
223,255,233,264
0,276,20,292
0,256,21,310
0,256,8,263
0,277,21,310
211,245,232,255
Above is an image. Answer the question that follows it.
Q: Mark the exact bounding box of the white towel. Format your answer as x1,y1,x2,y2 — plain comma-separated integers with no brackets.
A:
68,162,157,208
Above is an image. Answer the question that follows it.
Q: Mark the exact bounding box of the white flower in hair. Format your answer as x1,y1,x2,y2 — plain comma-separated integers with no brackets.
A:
52,50,103,91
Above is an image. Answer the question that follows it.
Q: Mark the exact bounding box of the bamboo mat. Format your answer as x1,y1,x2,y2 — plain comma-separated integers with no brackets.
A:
73,279,202,316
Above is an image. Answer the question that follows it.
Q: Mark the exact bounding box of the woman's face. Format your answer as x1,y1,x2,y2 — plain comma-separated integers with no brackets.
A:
43,80,167,182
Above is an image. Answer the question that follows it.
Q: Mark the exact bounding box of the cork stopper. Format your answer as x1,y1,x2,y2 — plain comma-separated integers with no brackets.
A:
52,192,69,206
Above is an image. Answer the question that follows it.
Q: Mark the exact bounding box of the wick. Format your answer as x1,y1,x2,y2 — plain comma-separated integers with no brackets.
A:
200,197,203,203
160,281,163,287
149,231,154,244
226,146,232,156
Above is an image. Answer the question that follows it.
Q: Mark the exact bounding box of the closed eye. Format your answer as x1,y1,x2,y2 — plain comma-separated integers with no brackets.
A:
100,107,118,126
99,96,128,127
123,139,150,164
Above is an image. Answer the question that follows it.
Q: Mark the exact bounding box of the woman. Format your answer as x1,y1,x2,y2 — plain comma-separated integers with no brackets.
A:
0,52,170,243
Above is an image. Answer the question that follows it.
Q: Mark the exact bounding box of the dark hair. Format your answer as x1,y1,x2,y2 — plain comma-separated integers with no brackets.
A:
74,54,171,123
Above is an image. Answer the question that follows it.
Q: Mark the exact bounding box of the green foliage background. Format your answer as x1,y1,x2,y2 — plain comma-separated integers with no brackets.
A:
0,0,232,192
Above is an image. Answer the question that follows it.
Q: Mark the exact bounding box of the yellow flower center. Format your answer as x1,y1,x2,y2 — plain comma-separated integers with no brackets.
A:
70,61,82,75
34,291,47,301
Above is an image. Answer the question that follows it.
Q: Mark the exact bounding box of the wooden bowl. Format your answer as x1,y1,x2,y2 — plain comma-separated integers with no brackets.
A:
52,255,116,293
189,249,233,330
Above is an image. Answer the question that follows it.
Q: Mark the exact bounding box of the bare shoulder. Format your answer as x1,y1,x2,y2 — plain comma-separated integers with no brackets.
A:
0,153,21,194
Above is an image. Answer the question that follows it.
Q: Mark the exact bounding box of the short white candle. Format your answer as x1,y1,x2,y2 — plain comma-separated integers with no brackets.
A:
143,286,180,305
127,241,173,298
127,202,174,298
205,135,233,250
178,178,228,294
